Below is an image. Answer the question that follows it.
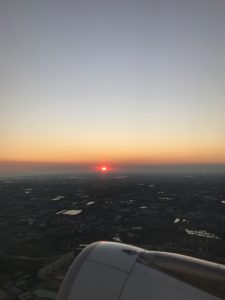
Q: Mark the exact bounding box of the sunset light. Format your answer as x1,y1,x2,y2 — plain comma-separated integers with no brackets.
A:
1,0,225,177
96,165,111,173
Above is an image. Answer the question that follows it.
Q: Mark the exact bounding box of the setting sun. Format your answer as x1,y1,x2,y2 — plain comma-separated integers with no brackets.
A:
96,165,111,172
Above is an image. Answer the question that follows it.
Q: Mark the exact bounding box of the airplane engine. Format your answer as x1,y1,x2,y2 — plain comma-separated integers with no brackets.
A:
57,241,225,300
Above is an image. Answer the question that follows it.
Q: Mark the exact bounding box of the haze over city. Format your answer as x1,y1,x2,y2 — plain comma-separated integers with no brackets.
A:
1,0,225,176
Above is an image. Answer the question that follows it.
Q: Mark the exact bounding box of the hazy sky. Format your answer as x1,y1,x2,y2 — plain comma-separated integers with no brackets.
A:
1,0,225,174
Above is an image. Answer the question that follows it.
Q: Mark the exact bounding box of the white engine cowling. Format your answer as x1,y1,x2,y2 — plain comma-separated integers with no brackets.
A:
57,241,225,300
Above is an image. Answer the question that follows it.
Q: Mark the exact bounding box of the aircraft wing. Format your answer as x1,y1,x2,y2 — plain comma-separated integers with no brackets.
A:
57,241,225,300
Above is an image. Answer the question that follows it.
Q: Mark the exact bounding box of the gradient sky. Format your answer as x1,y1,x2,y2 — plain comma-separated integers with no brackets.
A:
1,0,225,174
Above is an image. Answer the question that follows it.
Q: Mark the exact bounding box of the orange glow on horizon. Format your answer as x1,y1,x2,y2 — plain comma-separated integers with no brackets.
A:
95,165,112,172
1,134,225,167
1,147,225,165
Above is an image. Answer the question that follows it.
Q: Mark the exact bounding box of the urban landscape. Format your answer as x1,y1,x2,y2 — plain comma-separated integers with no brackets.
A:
0,171,225,299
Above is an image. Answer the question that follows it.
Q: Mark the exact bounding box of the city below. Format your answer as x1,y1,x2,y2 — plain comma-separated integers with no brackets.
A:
0,172,225,299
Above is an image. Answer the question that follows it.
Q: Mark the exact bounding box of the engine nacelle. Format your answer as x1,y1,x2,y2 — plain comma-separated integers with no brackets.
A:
57,241,225,300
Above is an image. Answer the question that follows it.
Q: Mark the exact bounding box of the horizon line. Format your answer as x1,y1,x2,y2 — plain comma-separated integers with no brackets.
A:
1,160,225,166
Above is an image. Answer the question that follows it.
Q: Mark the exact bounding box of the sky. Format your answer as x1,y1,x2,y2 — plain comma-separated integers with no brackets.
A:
1,0,225,175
